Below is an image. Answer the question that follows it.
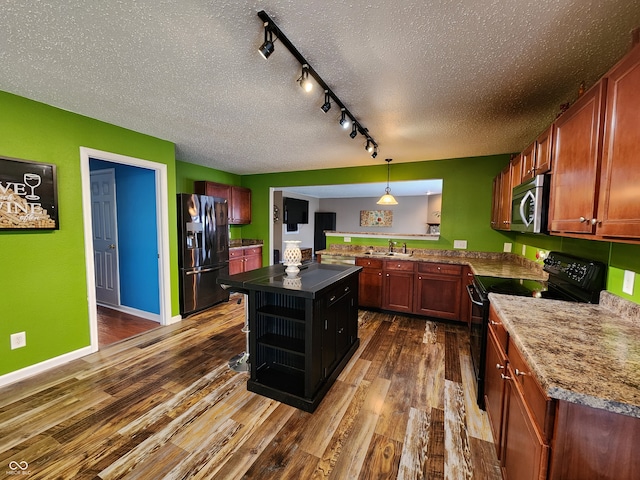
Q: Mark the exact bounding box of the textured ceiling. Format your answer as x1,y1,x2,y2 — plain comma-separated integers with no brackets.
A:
1,1,639,175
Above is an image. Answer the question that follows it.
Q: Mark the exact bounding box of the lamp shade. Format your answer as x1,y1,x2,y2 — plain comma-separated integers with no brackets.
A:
377,192,398,205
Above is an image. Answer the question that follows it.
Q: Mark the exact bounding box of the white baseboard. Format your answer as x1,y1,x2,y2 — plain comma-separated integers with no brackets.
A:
0,345,96,388
167,314,183,325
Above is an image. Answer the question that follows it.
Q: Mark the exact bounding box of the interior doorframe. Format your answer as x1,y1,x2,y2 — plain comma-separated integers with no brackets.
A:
80,147,173,351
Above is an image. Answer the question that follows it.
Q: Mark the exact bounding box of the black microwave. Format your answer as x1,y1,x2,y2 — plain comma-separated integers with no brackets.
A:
511,174,550,233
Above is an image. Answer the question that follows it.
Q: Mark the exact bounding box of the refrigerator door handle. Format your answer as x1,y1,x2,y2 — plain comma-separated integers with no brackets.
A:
186,266,220,275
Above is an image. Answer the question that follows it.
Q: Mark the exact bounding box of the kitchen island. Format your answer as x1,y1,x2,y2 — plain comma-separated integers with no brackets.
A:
218,263,361,412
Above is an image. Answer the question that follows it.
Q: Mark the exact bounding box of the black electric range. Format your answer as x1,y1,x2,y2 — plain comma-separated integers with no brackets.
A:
467,251,606,409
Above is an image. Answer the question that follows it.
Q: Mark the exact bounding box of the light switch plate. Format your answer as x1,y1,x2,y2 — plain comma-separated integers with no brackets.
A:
623,270,635,295
503,242,512,253
453,240,467,249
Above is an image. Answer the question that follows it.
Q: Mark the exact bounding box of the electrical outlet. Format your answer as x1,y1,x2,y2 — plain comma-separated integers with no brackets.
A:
453,240,467,249
522,244,526,256
503,242,512,253
623,270,635,295
343,236,351,242
10,332,26,350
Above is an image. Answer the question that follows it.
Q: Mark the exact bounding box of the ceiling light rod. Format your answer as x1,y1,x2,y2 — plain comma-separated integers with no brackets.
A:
257,10,377,148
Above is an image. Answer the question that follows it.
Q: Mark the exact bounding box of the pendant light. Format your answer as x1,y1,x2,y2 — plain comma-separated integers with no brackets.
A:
377,158,398,205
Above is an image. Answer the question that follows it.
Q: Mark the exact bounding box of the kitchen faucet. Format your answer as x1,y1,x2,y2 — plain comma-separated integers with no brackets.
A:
388,239,396,253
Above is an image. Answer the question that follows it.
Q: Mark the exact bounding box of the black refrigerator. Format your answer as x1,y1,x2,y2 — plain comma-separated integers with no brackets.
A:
314,212,336,253
177,193,230,316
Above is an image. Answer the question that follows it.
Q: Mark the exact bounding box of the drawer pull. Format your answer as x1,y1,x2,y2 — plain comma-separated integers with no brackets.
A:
330,295,336,302
338,328,344,334
489,320,501,326
501,373,512,381
496,363,505,370
515,368,527,377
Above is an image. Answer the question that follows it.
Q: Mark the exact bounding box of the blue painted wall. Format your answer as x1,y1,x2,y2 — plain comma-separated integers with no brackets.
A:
90,159,160,314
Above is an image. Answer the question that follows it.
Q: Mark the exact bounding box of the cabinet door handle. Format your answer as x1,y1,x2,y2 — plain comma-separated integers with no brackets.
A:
501,373,512,381
489,320,500,326
515,368,527,377
496,363,505,370
330,295,336,302
338,328,344,334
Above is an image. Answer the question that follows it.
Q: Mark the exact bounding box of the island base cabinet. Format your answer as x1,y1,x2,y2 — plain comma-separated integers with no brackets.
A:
549,401,640,480
247,272,360,412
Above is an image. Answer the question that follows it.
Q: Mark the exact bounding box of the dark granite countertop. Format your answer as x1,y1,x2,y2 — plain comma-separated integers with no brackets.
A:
489,291,640,418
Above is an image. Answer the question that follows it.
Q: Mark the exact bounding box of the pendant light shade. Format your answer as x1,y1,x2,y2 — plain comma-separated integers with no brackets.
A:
377,159,398,205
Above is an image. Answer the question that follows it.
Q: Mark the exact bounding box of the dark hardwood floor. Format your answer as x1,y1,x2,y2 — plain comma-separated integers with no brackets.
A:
97,305,160,348
0,294,501,479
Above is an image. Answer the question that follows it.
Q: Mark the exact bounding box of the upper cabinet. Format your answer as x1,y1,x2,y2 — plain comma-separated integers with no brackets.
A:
195,181,252,225
596,42,640,238
548,80,607,235
549,42,640,241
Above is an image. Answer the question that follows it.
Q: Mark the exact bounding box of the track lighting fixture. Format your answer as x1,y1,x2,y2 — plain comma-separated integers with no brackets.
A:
339,109,350,129
377,159,398,205
321,90,331,113
257,10,378,156
259,22,275,59
298,64,313,92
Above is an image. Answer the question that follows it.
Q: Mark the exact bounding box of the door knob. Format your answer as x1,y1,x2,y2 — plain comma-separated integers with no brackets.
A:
108,244,116,249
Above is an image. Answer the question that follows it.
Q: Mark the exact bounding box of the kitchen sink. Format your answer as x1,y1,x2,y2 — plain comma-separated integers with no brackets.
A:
365,252,413,258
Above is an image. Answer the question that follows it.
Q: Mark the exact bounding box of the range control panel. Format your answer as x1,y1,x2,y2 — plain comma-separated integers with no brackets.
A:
543,252,606,289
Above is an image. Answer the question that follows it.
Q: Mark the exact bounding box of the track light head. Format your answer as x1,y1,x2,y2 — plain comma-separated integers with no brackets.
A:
259,22,275,59
298,64,312,92
321,90,331,113
339,109,350,129
350,123,358,139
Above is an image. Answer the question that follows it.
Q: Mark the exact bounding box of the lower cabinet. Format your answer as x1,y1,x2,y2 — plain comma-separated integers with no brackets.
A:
485,306,553,479
485,306,639,480
355,257,383,308
229,246,262,275
360,258,466,322
382,261,415,313
414,263,462,320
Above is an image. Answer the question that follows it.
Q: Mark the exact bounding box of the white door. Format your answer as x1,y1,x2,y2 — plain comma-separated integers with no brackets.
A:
91,169,120,306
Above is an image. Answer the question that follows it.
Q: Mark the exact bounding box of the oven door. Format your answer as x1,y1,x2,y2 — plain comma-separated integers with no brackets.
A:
466,281,489,409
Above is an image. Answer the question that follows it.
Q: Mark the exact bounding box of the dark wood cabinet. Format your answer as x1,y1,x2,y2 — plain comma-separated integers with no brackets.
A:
194,180,252,224
491,163,513,231
221,264,360,412
382,260,415,313
510,153,523,187
596,42,640,239
413,263,462,320
484,319,508,459
535,124,554,175
548,80,607,235
501,367,550,480
355,257,383,308
229,246,262,275
485,307,552,478
521,141,536,182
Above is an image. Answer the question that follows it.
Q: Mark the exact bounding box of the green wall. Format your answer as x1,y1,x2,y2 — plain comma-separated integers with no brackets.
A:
0,91,178,376
239,154,513,258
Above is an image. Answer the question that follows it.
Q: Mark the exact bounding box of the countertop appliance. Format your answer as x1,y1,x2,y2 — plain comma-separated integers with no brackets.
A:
467,251,606,409
177,193,230,316
511,174,550,233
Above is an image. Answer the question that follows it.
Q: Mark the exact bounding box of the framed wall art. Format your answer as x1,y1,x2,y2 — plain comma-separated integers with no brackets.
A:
360,210,393,227
0,156,59,230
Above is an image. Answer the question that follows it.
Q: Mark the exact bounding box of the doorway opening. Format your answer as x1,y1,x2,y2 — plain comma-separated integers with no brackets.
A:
80,147,173,351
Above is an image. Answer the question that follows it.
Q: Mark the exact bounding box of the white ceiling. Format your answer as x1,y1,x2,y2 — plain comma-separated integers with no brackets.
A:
2,1,639,175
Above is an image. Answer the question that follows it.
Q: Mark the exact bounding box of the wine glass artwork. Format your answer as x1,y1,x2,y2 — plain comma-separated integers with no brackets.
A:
24,173,41,200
